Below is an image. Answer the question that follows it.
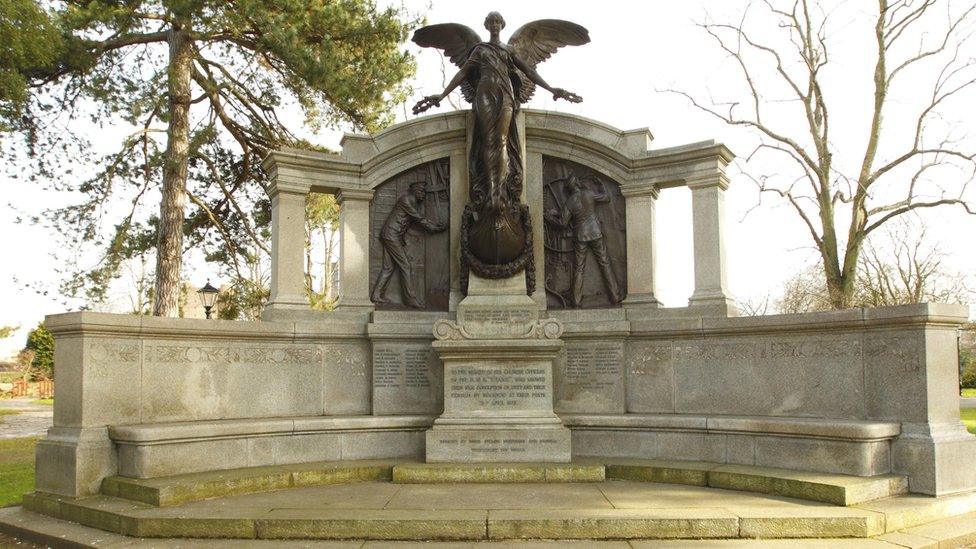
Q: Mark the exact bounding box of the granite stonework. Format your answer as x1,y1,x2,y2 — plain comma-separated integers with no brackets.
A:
426,274,571,462
33,111,976,502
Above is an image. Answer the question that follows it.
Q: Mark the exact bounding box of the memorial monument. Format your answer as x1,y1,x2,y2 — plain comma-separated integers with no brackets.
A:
11,10,976,546
412,12,589,462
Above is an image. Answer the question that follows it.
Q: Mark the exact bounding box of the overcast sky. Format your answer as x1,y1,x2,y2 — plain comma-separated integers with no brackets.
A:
2,0,975,358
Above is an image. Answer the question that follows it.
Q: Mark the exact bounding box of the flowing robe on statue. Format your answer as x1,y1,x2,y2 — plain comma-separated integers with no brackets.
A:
465,42,526,265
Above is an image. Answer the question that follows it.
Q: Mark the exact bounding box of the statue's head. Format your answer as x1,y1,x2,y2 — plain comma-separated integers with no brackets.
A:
484,11,505,33
410,181,427,201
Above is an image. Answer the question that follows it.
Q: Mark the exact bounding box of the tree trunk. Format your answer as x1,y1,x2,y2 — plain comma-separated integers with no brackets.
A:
323,227,336,301
304,221,314,295
152,24,193,316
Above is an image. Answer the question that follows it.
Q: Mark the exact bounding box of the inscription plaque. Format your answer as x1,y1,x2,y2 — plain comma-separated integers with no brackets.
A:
457,308,537,338
446,364,550,411
372,342,443,415
426,428,571,461
554,340,625,413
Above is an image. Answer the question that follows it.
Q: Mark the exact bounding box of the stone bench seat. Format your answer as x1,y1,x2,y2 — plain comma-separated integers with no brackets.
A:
562,414,901,441
107,413,901,480
109,415,435,444
109,415,435,478
563,414,901,477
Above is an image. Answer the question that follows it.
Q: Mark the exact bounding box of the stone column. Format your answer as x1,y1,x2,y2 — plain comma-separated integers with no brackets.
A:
525,149,546,309
262,180,311,321
336,188,375,316
621,186,661,307
449,149,467,311
688,177,736,315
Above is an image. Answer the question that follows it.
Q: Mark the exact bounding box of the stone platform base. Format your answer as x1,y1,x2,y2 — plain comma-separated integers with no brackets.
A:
14,469,976,543
21,459,976,544
5,505,976,549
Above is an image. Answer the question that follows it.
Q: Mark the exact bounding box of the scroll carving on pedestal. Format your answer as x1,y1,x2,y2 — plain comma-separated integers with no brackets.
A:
543,157,627,309
368,159,450,310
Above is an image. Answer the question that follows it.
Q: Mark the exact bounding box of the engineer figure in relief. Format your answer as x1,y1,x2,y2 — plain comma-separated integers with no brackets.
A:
547,174,623,307
371,181,446,308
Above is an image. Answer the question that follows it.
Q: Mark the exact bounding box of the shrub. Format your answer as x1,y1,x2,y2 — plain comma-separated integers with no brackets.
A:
961,347,976,389
24,322,53,381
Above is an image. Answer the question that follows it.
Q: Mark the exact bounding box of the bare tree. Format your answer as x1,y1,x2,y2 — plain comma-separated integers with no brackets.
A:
670,0,976,308
777,263,834,314
735,294,774,316
777,218,971,312
855,220,970,306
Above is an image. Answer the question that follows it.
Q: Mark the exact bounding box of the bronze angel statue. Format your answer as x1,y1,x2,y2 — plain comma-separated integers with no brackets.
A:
412,12,589,293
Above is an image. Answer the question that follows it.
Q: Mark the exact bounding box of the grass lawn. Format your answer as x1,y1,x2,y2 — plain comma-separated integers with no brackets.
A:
30,399,53,406
962,408,976,435
963,388,976,398
0,437,37,507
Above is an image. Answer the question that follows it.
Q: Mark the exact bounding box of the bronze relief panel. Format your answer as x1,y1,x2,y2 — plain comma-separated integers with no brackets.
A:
543,156,627,309
369,158,450,311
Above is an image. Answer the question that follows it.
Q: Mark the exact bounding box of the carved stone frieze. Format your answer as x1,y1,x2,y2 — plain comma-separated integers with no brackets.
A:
143,344,320,364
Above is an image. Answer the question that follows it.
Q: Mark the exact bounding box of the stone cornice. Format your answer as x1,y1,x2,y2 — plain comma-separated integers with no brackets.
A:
263,110,735,193
44,311,367,341
619,185,661,199
335,188,374,203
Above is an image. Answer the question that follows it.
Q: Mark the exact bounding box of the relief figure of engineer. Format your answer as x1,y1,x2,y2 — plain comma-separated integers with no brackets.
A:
371,181,446,308
546,175,624,307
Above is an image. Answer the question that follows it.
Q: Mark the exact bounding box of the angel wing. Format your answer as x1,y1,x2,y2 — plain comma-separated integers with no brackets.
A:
412,23,482,103
508,20,590,103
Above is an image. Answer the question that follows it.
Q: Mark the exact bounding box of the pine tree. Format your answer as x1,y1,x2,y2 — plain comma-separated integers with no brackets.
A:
9,1,417,314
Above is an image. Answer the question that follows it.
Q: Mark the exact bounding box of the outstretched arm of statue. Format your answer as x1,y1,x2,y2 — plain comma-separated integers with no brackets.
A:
513,55,582,103
413,62,472,114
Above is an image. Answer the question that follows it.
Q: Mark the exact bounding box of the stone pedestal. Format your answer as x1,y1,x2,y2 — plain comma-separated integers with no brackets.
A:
426,274,570,462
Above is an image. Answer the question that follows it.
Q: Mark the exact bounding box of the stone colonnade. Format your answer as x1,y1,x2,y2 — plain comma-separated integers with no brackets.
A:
262,110,736,319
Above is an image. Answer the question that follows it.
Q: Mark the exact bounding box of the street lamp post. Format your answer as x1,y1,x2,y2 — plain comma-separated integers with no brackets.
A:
197,280,219,319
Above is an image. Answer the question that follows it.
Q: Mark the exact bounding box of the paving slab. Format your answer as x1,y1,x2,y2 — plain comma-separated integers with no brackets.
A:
856,490,976,532
598,480,828,510
359,542,630,548
254,509,488,540
175,482,402,511
386,482,614,510
899,510,976,548
488,507,739,539
631,541,900,548
875,531,940,548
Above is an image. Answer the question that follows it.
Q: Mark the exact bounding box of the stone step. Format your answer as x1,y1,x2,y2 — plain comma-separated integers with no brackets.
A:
601,459,908,506
101,460,398,506
9,497,976,547
392,463,605,483
97,458,907,509
21,491,894,540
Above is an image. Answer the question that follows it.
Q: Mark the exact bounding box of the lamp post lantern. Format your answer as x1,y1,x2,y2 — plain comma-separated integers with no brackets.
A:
197,280,219,319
